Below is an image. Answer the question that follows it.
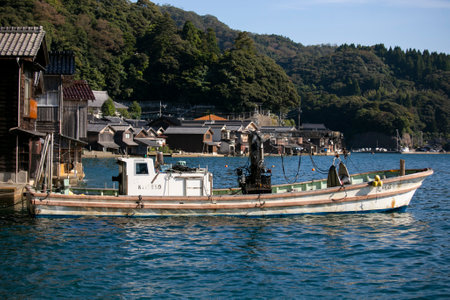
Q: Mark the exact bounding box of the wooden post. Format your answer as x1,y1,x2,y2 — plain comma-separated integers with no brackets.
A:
400,159,405,176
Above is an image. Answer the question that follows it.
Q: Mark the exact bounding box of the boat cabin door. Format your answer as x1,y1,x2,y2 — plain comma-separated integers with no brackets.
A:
112,160,127,195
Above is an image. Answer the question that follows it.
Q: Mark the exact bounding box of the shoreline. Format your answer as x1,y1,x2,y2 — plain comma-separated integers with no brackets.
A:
82,150,448,159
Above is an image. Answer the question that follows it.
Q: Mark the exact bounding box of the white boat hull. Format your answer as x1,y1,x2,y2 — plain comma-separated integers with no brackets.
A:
27,169,433,217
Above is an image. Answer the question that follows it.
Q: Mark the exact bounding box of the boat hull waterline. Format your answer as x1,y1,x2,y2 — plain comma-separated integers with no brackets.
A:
27,169,433,217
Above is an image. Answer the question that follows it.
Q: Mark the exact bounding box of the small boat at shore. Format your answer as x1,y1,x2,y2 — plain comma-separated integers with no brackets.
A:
26,133,433,218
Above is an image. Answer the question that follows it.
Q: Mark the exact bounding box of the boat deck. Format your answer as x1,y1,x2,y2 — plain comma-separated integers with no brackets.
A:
65,169,420,197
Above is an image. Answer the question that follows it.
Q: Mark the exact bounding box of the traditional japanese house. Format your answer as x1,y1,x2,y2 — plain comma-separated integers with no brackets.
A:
36,51,88,183
0,26,48,183
111,125,138,155
87,123,119,153
132,128,165,156
260,126,301,154
164,127,215,153
60,80,94,180
300,123,343,153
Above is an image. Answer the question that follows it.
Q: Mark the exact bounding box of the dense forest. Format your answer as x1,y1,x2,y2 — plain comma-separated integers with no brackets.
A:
1,0,449,145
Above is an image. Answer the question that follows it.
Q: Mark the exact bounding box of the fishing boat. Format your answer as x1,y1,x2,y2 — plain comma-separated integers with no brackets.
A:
26,132,433,217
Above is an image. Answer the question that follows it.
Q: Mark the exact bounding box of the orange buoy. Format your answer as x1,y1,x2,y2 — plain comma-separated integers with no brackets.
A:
312,168,316,171
225,165,228,168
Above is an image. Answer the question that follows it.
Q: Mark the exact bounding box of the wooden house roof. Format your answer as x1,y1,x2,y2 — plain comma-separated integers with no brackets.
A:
0,26,49,68
87,123,114,133
46,51,75,75
164,126,212,135
110,125,132,133
301,123,327,130
0,26,46,57
64,80,95,101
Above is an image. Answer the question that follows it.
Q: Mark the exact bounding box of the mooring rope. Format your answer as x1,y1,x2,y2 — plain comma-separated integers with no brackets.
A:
281,153,302,184
308,154,329,174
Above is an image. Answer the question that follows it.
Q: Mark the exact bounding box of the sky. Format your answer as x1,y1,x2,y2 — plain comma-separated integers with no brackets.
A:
154,0,450,54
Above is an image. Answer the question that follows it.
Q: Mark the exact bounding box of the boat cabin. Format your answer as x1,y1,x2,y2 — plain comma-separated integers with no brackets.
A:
114,158,212,197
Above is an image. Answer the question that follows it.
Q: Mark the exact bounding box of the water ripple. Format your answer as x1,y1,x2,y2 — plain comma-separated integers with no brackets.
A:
1,154,449,298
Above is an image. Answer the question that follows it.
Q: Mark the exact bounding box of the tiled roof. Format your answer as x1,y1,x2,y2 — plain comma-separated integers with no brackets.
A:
64,80,95,101
46,51,75,75
110,125,132,132
302,123,327,130
114,101,128,109
90,91,110,108
98,141,120,149
261,126,297,133
164,126,212,135
87,123,111,133
0,26,46,57
103,116,126,124
194,114,227,121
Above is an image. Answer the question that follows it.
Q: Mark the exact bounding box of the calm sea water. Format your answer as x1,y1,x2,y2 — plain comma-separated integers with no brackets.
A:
1,154,449,299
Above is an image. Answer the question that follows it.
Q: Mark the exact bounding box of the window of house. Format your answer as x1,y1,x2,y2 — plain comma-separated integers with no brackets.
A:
125,133,131,139
205,134,211,140
37,91,58,106
135,162,149,175
24,77,31,116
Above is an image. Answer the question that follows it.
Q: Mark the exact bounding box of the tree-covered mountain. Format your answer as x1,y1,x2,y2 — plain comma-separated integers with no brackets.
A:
1,0,448,145
162,5,449,144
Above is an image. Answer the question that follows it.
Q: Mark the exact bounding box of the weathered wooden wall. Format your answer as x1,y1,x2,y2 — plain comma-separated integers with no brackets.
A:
0,61,19,173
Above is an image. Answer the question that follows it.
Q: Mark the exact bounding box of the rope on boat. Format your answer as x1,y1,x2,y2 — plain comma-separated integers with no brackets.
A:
345,154,362,174
280,153,302,184
308,154,329,174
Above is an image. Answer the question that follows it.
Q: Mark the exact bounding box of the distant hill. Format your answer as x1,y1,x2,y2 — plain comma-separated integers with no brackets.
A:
161,5,450,146
1,0,448,146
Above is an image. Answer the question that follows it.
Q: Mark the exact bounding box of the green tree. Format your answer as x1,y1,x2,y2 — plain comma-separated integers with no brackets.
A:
209,32,300,113
101,98,116,116
129,101,142,119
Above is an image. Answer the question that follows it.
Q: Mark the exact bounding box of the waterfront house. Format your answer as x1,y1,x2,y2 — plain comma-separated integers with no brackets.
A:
132,128,165,156
36,51,89,183
0,26,48,183
164,126,215,153
300,123,343,153
87,123,119,153
260,126,301,154
111,125,138,155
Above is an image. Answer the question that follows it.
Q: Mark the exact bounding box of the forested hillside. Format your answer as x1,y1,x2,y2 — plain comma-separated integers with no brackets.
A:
1,0,449,144
162,5,450,143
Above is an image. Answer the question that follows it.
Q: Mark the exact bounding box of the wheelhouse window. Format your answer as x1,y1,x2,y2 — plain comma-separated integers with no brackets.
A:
135,162,149,175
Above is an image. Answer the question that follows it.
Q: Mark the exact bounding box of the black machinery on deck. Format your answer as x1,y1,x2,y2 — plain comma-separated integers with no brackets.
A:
236,131,272,194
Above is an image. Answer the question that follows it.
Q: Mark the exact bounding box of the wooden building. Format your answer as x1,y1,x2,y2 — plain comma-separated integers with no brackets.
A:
132,128,165,156
36,51,88,183
164,127,215,153
111,125,138,155
0,26,48,183
87,124,119,153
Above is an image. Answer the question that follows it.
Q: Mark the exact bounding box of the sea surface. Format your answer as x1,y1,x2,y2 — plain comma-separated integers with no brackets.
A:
1,154,449,299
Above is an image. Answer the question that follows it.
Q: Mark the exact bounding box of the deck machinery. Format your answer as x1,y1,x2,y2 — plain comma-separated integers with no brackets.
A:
236,131,272,194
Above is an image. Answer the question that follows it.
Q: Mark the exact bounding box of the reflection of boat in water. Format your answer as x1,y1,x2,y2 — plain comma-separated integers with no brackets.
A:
26,132,433,218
